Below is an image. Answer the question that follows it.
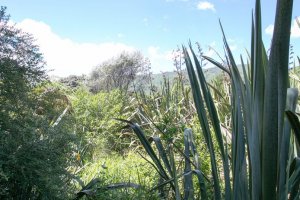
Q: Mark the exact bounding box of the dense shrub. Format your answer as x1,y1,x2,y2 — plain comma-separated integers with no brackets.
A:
0,7,77,199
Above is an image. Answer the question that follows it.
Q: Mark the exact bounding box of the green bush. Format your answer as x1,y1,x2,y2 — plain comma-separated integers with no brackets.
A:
71,88,133,159
0,7,77,199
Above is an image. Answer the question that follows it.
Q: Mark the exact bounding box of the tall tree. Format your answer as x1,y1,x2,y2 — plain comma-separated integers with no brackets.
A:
0,7,76,199
89,51,151,93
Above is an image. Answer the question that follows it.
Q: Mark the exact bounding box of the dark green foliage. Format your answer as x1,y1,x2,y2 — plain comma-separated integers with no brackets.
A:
0,8,46,86
262,0,294,198
182,0,296,199
120,119,208,199
0,7,77,199
75,180,142,200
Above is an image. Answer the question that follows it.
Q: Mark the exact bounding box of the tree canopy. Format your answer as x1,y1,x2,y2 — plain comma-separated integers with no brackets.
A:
89,51,151,93
0,7,76,199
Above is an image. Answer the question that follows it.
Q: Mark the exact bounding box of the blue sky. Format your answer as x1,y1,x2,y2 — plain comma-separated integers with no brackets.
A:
2,0,300,77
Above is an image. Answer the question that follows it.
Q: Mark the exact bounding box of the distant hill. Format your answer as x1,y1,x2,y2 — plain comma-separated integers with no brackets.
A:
150,66,224,87
54,65,227,91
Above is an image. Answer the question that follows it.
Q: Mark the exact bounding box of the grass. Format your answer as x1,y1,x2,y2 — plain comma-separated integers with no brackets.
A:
75,152,160,199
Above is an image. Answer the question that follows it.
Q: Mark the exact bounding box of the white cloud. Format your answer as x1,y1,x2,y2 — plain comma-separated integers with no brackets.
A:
265,17,300,38
204,41,216,57
265,24,274,35
15,19,135,77
291,17,300,38
227,38,235,43
146,46,174,73
197,1,216,12
227,39,238,51
229,45,237,51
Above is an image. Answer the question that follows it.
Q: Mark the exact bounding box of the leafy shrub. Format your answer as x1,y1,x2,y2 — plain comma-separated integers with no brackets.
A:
0,7,77,199
71,88,133,159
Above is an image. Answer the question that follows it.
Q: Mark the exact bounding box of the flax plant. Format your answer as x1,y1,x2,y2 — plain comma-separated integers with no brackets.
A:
121,0,300,199
183,0,298,199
